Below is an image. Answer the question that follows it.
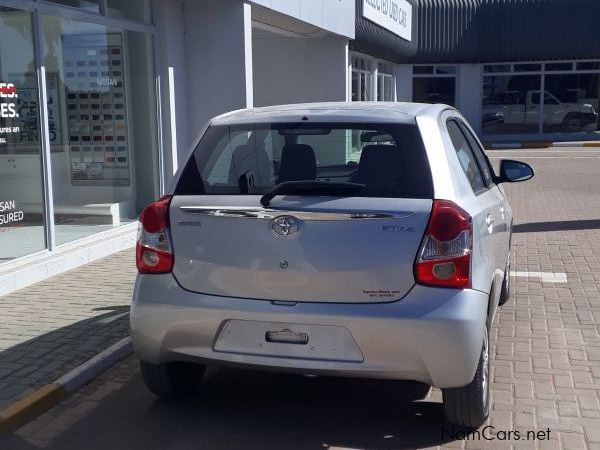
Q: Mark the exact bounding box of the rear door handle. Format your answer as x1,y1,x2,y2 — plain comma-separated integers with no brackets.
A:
486,214,495,225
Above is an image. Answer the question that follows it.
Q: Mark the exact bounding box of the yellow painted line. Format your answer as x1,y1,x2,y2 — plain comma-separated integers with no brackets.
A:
0,383,67,435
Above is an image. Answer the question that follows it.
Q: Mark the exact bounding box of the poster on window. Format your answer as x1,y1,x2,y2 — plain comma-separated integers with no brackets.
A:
0,74,62,154
62,33,130,186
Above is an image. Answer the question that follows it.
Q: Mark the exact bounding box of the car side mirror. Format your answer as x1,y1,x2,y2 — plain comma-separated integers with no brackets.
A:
498,159,534,183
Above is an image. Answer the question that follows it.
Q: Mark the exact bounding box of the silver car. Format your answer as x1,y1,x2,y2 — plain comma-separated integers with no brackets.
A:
131,102,533,428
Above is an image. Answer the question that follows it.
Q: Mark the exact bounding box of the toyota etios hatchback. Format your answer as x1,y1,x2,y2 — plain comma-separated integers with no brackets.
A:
131,102,533,428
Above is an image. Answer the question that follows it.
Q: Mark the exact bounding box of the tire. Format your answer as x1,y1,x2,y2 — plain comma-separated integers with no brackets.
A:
498,256,511,306
140,360,206,400
442,328,490,429
563,114,583,131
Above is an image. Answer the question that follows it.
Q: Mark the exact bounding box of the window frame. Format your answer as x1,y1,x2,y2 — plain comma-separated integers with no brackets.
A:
412,65,458,107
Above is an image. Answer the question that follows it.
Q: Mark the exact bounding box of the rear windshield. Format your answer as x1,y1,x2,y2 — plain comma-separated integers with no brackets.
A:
175,122,433,199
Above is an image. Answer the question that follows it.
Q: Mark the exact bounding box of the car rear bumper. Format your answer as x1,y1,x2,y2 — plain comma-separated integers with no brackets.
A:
131,274,489,388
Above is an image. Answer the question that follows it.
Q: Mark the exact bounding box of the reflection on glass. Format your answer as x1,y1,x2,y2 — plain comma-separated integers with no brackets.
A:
45,0,99,13
42,16,159,246
0,8,47,262
482,75,541,134
413,77,456,106
351,71,359,102
377,74,393,101
107,0,152,23
413,66,434,75
542,74,599,133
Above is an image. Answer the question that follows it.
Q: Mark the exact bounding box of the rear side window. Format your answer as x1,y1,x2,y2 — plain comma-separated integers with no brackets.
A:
457,121,495,186
176,123,434,199
446,120,486,193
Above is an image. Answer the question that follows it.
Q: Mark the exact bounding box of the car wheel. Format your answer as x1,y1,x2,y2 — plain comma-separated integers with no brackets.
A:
442,327,490,429
564,114,583,131
140,360,206,400
498,256,511,306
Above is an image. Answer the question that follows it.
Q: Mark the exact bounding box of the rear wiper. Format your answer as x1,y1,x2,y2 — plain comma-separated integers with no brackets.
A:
260,180,365,207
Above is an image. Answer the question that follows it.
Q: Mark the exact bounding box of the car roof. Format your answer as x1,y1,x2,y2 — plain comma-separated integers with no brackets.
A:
211,102,452,126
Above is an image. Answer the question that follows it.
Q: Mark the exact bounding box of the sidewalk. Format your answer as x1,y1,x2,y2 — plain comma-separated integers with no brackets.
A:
0,250,136,411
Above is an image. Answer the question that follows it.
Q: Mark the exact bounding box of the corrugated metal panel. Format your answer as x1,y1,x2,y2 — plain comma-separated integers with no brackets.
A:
352,0,600,63
352,0,418,62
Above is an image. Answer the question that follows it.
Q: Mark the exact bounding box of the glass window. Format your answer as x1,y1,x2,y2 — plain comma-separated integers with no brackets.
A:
360,71,371,101
458,121,495,186
377,74,394,101
542,73,599,133
351,70,359,102
0,8,47,262
482,75,542,134
44,1,100,13
378,63,392,75
351,56,372,102
447,121,485,193
413,66,434,75
436,66,456,75
545,62,573,72
351,69,371,101
42,16,159,246
514,64,541,72
107,0,152,23
576,62,600,71
413,77,456,106
176,123,434,199
484,64,511,73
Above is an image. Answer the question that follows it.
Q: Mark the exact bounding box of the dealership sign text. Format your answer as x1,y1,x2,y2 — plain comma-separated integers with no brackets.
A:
363,0,412,41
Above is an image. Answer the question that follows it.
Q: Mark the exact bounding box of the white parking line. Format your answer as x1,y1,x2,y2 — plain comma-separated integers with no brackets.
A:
511,271,568,283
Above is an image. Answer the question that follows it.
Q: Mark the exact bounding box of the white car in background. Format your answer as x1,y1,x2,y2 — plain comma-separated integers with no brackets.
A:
131,102,534,428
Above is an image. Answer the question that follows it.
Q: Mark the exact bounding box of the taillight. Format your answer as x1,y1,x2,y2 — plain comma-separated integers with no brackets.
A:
415,200,472,289
136,196,174,274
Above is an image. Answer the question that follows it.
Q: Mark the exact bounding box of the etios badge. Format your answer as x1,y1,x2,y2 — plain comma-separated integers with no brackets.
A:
272,215,301,237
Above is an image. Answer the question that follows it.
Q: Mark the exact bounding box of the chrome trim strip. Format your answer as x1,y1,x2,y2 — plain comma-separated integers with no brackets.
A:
179,206,415,221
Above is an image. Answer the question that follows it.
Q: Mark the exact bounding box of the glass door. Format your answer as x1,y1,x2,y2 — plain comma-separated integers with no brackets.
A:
0,7,47,262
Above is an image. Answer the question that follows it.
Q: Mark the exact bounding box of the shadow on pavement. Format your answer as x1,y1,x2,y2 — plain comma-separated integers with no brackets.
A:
513,218,600,233
0,306,130,411
4,365,463,450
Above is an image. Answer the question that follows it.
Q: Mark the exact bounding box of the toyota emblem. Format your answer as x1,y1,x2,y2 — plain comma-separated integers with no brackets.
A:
272,215,301,237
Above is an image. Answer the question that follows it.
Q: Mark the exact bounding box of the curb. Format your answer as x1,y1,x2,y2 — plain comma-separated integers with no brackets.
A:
0,336,132,435
552,141,600,148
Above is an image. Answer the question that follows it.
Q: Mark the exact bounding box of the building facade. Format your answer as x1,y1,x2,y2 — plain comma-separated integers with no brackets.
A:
351,0,600,140
0,0,598,290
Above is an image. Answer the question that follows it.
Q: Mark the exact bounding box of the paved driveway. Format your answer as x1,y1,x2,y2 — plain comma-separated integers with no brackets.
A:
3,147,600,450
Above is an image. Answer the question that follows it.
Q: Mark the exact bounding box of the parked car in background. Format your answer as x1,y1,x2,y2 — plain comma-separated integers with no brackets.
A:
483,89,598,131
131,102,534,429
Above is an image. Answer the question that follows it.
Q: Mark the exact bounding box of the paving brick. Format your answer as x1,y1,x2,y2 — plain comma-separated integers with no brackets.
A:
0,250,135,410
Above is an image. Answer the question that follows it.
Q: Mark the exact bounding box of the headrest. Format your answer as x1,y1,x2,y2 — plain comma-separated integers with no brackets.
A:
277,144,317,183
354,145,405,194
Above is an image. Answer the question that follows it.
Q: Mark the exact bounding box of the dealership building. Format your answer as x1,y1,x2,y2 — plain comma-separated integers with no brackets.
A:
1,0,598,291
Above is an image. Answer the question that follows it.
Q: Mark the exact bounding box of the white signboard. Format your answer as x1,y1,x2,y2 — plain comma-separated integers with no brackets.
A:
363,0,412,42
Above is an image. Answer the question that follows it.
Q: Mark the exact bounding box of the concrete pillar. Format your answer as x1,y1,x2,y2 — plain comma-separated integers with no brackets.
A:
182,0,253,136
395,65,413,102
457,64,483,135
154,0,189,184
